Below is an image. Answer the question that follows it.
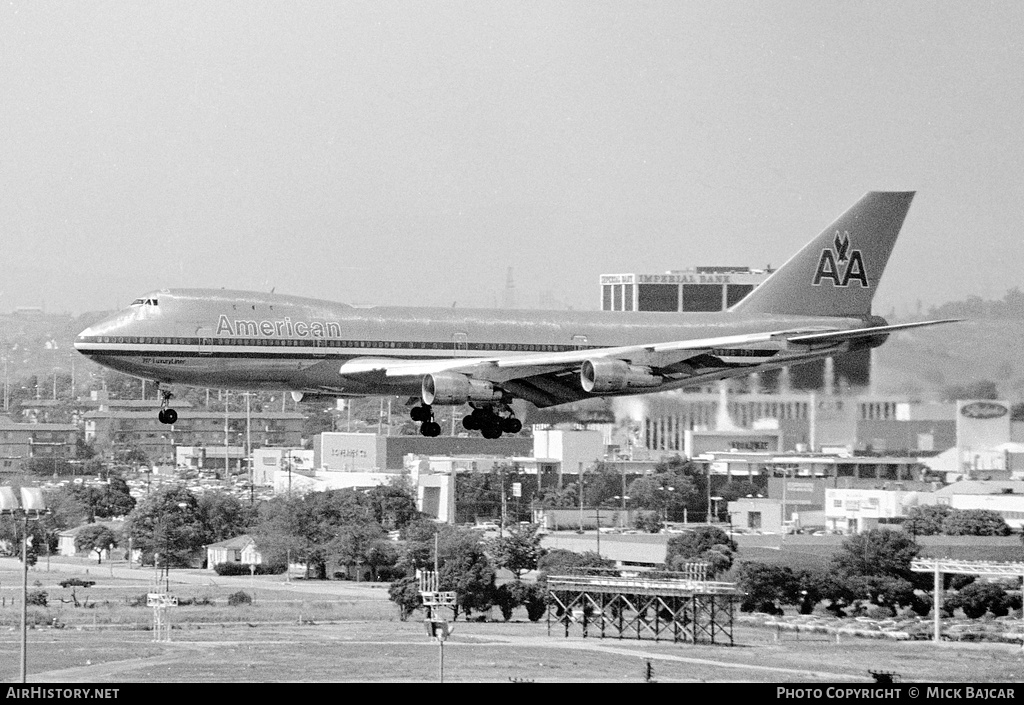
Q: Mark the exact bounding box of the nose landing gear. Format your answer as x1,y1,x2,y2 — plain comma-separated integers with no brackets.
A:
410,403,441,437
157,387,177,425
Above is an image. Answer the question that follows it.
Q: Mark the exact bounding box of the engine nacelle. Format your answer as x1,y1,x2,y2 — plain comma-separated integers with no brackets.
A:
422,372,503,405
580,359,662,393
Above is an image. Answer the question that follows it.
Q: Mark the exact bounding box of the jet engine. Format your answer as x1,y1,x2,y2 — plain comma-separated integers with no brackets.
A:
422,372,503,405
580,359,662,393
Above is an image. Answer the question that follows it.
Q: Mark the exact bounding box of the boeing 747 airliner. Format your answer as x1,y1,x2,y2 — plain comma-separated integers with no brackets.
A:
75,191,956,438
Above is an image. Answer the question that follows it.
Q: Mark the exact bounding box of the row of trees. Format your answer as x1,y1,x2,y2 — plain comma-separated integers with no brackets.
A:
736,529,1023,619
903,505,1012,536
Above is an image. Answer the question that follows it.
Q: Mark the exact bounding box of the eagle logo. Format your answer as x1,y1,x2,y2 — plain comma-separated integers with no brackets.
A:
813,231,868,287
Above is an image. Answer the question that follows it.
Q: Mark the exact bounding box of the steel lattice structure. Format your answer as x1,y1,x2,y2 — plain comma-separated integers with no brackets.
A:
546,572,739,645
910,559,1024,646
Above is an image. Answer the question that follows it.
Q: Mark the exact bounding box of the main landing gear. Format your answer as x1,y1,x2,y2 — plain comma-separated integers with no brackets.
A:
410,403,441,437
157,387,177,425
462,406,522,439
409,403,523,439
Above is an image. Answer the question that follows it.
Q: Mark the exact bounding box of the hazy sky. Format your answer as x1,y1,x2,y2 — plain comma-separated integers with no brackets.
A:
2,1,1022,316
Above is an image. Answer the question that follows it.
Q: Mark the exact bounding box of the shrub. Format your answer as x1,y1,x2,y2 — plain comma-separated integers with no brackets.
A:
213,562,286,576
388,576,423,621
26,590,47,607
948,582,1012,619
227,590,253,606
177,595,213,607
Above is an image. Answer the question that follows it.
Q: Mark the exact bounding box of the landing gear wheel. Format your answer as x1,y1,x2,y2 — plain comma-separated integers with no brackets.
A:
462,414,480,431
410,405,431,422
420,421,441,437
501,417,522,434
480,421,503,439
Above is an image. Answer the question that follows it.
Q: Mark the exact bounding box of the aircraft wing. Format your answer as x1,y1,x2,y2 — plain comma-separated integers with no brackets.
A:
338,319,960,407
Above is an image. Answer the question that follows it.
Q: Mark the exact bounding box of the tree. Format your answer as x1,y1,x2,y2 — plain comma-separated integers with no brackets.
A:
114,445,149,467
494,581,547,622
93,476,136,519
945,582,1013,619
828,529,924,609
364,539,400,582
124,486,205,568
74,524,117,564
717,480,766,504
197,490,253,544
736,562,798,614
392,522,496,618
74,437,96,460
581,462,628,507
330,521,388,581
536,549,614,584
535,486,577,509
435,526,496,619
487,524,546,580
904,504,956,536
455,472,501,522
632,510,663,534
665,526,737,576
942,509,1011,536
627,472,697,522
367,483,419,531
388,576,423,620
251,489,377,579
0,516,45,566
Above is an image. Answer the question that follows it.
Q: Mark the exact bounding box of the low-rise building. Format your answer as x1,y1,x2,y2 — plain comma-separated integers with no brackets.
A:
0,415,78,474
825,488,916,534
205,535,263,570
84,409,304,467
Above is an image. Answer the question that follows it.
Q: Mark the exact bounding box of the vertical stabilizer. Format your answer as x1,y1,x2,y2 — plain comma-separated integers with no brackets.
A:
730,191,915,317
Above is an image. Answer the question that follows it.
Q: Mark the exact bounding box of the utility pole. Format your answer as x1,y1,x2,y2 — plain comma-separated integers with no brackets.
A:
245,393,253,505
500,467,507,538
224,392,230,479
578,462,584,532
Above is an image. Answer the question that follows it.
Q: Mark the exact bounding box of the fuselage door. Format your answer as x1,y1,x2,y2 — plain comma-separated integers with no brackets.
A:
572,334,589,351
312,323,327,358
453,331,469,357
197,329,213,356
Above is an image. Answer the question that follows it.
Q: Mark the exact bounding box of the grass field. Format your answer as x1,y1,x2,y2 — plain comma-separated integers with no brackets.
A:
2,557,1024,683
3,616,1024,683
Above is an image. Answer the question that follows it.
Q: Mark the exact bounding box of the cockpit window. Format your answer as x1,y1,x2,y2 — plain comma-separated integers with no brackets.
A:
130,298,159,307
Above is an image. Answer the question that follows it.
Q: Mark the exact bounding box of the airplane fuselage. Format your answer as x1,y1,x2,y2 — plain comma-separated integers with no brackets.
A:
74,288,879,403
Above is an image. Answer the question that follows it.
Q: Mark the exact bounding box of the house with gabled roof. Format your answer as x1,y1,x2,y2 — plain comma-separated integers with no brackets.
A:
205,534,263,570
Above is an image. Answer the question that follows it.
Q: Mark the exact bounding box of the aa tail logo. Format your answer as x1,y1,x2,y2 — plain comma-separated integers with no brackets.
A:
813,231,869,287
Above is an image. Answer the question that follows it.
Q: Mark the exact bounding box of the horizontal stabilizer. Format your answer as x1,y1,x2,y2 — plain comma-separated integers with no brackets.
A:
787,319,961,345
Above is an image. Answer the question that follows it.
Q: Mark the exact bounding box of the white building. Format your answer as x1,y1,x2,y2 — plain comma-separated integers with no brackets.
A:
251,447,313,485
825,488,916,534
532,429,603,482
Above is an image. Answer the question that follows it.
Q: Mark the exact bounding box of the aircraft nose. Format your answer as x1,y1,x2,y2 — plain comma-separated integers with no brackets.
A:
75,325,97,353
